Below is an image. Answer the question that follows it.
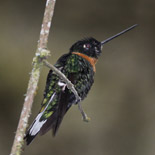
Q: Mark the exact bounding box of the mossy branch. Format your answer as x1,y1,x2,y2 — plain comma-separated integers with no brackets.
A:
10,0,56,154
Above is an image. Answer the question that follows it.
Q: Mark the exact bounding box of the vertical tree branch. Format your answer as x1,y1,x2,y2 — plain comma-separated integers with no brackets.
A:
38,0,56,49
10,0,56,155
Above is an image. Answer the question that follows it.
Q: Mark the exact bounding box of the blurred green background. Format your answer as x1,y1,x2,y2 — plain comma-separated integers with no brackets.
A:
0,0,155,155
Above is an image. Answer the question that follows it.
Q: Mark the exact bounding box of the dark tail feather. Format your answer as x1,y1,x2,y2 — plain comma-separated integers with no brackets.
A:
24,132,38,145
24,112,47,145
52,91,72,136
39,111,58,136
24,93,56,145
40,89,72,136
24,111,59,145
39,107,70,136
52,111,66,136
25,110,66,145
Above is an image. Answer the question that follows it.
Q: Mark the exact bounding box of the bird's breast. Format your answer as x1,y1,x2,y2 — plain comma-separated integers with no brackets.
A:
72,52,98,72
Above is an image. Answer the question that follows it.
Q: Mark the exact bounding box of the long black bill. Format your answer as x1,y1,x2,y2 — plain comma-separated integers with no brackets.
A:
101,24,138,46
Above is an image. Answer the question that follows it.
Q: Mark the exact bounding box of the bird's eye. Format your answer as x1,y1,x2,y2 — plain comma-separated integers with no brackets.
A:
83,44,91,49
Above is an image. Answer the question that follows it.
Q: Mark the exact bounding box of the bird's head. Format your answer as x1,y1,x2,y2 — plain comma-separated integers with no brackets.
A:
70,37,102,59
70,24,138,59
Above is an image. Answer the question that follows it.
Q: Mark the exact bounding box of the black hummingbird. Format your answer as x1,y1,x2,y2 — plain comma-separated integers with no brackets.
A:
25,24,137,145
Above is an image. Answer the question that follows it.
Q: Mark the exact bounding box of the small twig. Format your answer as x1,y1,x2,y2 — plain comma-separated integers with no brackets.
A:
43,60,90,122
10,1,56,155
78,103,91,122
43,60,81,101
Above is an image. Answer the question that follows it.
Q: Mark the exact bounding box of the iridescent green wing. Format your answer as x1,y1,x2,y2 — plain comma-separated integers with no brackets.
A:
39,54,71,120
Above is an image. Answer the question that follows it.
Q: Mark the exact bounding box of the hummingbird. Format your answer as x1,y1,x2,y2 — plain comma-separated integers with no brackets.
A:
25,24,137,145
